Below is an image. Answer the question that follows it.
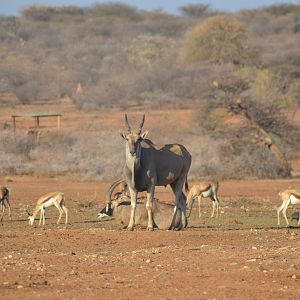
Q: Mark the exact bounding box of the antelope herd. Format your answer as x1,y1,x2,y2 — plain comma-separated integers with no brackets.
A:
1,114,299,229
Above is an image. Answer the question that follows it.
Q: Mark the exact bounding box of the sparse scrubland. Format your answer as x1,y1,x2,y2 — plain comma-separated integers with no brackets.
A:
0,3,299,179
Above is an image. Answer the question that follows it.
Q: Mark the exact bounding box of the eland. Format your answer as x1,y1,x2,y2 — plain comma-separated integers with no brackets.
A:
120,114,192,230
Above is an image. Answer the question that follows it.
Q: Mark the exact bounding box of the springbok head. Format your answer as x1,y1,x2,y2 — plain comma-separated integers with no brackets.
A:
120,114,148,158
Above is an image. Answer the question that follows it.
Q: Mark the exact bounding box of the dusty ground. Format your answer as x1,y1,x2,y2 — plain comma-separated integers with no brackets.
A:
0,176,299,300
0,103,300,298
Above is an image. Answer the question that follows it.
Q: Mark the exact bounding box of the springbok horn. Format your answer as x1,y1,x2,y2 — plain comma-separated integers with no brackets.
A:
124,114,131,133
138,114,145,135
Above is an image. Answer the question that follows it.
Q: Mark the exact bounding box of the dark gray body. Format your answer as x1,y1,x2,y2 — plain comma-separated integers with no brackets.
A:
124,140,191,192
121,114,192,230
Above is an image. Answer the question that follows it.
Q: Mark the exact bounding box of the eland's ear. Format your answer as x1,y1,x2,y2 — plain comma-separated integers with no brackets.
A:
120,132,127,140
140,131,148,139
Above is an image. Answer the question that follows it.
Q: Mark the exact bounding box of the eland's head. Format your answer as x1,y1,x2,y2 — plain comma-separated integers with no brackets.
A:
120,114,148,158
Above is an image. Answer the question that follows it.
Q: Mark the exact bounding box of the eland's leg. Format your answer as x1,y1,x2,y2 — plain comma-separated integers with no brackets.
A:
146,186,155,231
128,187,138,231
180,192,188,228
169,179,184,230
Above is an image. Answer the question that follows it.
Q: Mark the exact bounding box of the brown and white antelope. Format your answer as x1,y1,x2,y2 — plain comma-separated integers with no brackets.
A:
277,189,300,226
27,192,68,226
121,114,192,231
0,186,11,222
186,181,220,219
99,179,182,230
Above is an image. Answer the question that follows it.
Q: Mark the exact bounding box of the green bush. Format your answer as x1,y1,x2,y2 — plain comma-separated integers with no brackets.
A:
251,69,298,107
181,14,254,65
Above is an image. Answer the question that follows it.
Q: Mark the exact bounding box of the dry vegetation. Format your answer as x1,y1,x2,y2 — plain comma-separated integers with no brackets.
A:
0,3,299,179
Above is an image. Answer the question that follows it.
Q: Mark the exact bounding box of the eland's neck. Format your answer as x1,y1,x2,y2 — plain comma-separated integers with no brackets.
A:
125,143,141,188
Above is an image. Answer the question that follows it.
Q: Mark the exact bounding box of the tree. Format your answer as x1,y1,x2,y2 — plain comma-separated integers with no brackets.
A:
181,14,254,65
179,4,210,18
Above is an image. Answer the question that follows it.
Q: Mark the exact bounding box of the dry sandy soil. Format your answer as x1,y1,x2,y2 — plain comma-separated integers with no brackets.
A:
0,103,300,299
0,176,299,300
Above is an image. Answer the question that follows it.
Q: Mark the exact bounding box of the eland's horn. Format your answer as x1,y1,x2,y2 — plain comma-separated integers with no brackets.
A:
124,114,131,133
138,114,145,135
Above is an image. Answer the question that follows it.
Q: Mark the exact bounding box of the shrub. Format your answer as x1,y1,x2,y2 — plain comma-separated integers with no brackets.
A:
138,11,189,37
181,14,255,65
86,3,142,21
21,5,84,21
251,69,297,107
126,34,174,65
179,4,210,18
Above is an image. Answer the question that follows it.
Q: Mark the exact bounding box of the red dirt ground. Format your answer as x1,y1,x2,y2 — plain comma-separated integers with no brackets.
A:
0,103,300,299
0,176,299,300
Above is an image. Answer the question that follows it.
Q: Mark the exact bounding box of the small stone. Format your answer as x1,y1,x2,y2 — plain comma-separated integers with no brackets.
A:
146,259,151,263
8,255,12,259
292,274,297,279
17,285,23,289
252,246,257,250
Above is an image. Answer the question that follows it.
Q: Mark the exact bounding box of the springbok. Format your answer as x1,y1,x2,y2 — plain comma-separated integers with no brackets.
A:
186,181,220,219
121,114,192,231
27,192,68,226
98,179,182,230
0,187,11,222
277,189,300,226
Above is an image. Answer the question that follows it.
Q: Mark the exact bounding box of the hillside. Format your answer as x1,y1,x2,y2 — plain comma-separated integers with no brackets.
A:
0,3,299,179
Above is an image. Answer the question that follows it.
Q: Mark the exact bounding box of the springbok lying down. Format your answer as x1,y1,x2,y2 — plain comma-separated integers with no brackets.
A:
98,179,182,230
98,197,182,230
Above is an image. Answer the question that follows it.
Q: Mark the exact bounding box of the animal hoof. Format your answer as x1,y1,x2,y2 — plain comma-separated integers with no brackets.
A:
127,226,134,231
147,226,154,231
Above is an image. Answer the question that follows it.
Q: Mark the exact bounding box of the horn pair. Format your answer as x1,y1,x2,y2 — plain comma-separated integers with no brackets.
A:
124,114,145,135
